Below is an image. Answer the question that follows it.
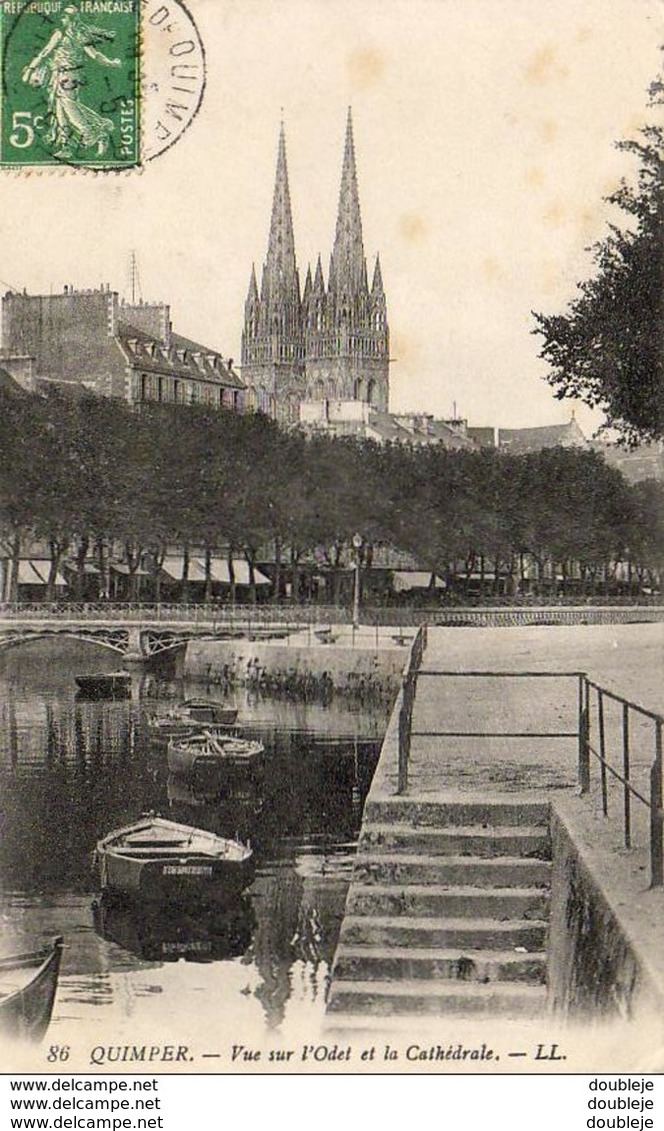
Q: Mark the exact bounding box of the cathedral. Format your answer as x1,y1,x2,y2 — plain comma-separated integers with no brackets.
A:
241,110,390,424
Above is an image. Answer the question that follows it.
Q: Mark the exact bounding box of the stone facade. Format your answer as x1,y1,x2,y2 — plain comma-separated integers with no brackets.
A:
0,286,244,409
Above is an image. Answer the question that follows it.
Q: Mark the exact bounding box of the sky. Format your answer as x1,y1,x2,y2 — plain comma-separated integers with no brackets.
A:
1,0,662,432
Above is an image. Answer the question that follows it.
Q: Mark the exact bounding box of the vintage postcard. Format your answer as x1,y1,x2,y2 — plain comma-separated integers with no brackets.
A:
0,0,663,1076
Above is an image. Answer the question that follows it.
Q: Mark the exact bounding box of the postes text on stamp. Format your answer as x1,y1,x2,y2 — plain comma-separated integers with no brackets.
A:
0,0,140,168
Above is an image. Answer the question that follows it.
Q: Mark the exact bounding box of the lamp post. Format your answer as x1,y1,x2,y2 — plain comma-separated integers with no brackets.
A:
352,532,363,630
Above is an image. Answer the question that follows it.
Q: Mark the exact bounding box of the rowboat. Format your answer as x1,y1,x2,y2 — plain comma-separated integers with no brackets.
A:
75,671,131,700
0,937,64,1042
167,731,264,775
95,816,254,902
146,700,239,739
182,698,239,725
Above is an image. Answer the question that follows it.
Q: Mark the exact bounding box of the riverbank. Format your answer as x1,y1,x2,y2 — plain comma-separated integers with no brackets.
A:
185,625,410,698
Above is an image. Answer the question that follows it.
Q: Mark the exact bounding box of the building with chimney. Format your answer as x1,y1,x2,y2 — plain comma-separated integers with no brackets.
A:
0,286,244,410
241,111,389,424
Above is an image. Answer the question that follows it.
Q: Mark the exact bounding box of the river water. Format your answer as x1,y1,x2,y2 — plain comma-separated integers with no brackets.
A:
0,641,389,1048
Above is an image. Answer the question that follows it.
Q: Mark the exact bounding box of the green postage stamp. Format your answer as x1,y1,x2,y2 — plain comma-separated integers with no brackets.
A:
0,0,140,168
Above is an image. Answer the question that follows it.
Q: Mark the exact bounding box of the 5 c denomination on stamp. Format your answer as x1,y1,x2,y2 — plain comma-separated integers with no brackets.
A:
0,0,205,169
0,0,140,167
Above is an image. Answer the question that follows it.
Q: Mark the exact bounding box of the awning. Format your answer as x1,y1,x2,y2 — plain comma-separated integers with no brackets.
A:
17,559,66,587
160,556,270,586
206,559,271,586
110,563,152,576
64,559,100,575
392,570,446,592
161,557,209,583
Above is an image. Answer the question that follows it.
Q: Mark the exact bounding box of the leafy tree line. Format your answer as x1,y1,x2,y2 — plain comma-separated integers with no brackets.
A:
534,67,664,445
0,387,661,603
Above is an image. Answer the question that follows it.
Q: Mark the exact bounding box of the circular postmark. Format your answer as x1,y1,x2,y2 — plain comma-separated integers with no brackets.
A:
0,0,205,170
141,0,205,163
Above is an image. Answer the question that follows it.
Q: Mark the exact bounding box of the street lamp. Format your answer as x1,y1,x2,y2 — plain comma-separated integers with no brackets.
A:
352,532,363,629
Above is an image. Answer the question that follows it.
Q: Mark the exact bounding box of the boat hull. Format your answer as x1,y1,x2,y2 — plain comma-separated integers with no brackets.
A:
182,701,238,726
167,741,263,775
95,818,254,904
75,673,130,700
147,705,239,741
99,850,254,903
0,938,63,1043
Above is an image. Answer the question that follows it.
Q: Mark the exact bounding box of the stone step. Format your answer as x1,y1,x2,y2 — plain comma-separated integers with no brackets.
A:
353,854,552,888
360,823,551,859
333,944,547,984
347,883,549,920
363,798,550,829
339,914,548,950
326,978,548,1018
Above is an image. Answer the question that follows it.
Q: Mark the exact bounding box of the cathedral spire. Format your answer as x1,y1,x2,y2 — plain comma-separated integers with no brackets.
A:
263,121,299,303
328,108,367,299
246,262,259,304
313,254,325,295
371,254,384,297
302,264,312,308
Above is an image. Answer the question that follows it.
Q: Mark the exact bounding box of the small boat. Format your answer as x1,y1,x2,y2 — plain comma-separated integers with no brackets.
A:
95,816,253,902
75,671,131,700
167,731,264,775
146,700,238,739
182,698,239,726
0,937,64,1042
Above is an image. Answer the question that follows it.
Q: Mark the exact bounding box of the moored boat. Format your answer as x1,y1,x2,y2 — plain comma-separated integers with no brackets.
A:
146,700,239,739
0,937,64,1042
75,671,131,700
94,816,253,902
167,731,264,775
182,698,239,726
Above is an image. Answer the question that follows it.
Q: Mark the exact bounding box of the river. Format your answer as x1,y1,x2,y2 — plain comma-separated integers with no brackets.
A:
0,640,389,1048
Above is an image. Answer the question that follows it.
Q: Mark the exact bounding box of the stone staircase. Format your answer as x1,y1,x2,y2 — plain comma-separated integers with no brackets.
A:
326,795,551,1022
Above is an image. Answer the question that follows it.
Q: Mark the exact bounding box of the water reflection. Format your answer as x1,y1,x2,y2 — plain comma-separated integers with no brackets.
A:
0,640,386,1034
94,894,255,964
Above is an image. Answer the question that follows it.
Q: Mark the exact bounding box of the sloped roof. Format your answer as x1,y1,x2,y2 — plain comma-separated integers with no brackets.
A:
116,323,245,389
368,411,474,448
498,418,588,453
592,440,664,484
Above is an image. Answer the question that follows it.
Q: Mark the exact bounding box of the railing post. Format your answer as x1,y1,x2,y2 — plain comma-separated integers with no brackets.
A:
578,674,590,794
650,721,663,888
622,703,631,849
594,689,608,815
397,676,410,795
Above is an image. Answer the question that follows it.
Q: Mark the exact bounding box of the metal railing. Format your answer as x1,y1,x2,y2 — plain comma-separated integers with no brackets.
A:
0,602,663,628
579,677,664,888
395,657,664,888
397,624,428,793
0,602,350,625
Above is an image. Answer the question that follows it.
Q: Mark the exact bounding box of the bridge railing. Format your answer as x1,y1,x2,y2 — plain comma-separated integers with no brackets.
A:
0,602,351,624
1,602,663,628
396,661,664,888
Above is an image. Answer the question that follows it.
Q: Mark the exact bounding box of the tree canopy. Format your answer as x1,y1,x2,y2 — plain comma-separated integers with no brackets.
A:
533,70,664,446
0,387,660,603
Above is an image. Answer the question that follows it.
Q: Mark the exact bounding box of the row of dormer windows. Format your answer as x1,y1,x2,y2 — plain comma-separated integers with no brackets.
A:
137,372,241,410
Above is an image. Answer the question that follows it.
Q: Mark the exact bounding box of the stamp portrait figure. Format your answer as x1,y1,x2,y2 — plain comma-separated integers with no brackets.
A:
21,6,122,159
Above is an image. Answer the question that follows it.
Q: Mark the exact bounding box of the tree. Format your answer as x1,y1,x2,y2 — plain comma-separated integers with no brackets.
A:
533,70,664,446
